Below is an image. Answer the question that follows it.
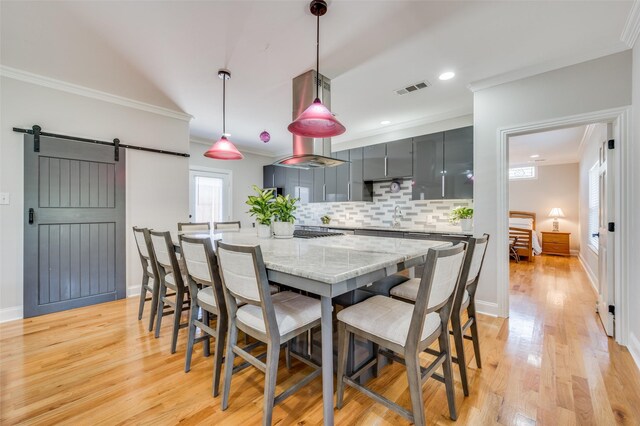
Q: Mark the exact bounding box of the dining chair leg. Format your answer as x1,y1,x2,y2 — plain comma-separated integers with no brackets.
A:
212,315,227,398
438,329,457,420
451,314,469,396
405,352,426,426
154,282,167,338
203,311,211,357
285,341,292,370
148,277,159,332
184,302,198,372
221,322,238,411
335,323,349,409
263,341,280,426
468,303,482,369
138,274,148,320
171,289,183,354
371,342,380,378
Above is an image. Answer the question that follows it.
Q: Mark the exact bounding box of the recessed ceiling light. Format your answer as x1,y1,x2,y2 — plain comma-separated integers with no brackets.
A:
380,120,391,125
530,154,540,158
439,71,455,81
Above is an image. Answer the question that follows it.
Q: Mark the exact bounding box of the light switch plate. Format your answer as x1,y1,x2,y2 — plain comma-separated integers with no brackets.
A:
0,193,10,205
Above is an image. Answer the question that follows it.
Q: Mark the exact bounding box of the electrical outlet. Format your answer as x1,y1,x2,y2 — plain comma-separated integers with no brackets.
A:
0,193,9,205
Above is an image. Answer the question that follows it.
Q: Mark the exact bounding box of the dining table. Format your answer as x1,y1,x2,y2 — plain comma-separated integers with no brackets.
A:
174,229,451,426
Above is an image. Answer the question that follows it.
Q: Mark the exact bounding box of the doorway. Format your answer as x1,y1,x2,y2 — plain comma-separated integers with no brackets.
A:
23,135,127,318
189,168,231,227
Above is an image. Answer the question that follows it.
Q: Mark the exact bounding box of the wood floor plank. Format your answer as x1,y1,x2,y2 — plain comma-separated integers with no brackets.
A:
2,255,639,425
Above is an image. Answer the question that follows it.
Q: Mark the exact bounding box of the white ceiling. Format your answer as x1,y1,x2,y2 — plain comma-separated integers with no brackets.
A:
509,125,587,166
0,1,634,156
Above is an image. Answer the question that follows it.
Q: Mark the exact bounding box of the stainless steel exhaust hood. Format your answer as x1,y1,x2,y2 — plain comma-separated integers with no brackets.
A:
274,70,346,169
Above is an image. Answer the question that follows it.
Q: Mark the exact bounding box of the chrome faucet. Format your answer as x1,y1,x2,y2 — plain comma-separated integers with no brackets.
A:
392,205,404,228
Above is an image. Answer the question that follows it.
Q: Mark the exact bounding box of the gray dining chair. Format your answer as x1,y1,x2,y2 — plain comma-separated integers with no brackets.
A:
336,243,468,426
213,221,241,231
149,230,190,353
390,235,489,396
178,222,211,233
132,227,160,332
179,235,228,396
216,241,321,426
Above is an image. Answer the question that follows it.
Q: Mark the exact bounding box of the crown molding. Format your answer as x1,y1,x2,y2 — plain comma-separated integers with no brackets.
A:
621,0,640,48
467,43,629,92
189,136,281,158
0,65,193,122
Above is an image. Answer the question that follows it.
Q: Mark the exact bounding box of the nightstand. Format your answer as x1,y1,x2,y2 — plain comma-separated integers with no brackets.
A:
541,231,571,256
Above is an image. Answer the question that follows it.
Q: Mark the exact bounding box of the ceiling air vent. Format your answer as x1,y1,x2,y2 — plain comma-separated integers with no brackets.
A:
394,80,431,95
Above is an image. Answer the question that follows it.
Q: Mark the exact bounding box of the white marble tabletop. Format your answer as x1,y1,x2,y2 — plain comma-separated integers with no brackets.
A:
178,230,450,284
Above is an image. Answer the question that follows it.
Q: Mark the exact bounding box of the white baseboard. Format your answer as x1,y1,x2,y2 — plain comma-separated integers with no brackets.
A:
0,306,23,323
578,252,599,296
570,249,579,256
127,286,140,298
475,300,500,317
629,333,640,372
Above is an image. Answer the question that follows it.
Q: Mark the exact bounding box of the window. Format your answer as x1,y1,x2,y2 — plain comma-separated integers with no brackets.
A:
588,163,599,251
508,166,537,180
189,169,231,227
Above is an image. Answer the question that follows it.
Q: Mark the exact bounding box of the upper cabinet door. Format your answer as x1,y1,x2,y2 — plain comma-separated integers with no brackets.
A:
298,168,313,204
443,126,473,199
386,138,413,178
412,132,444,200
363,144,386,180
284,168,299,199
312,168,325,203
274,166,287,189
263,165,275,188
324,157,338,202
335,150,350,202
349,147,372,201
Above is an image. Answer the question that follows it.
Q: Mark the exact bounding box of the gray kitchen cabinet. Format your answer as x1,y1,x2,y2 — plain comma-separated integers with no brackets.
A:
386,138,413,178
298,168,313,204
285,168,299,199
274,166,286,190
312,168,325,202
349,148,372,202
363,144,386,180
335,151,350,202
324,158,338,202
444,126,474,199
263,165,275,188
412,132,445,200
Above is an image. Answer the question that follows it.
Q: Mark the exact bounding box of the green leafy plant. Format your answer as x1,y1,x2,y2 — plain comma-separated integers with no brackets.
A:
449,206,473,224
246,185,275,225
272,194,298,224
321,215,331,225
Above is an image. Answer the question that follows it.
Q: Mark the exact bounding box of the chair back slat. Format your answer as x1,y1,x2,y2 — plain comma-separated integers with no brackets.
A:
216,247,261,302
427,249,466,310
466,237,489,286
150,233,173,269
133,227,151,259
178,222,211,232
181,240,213,282
214,221,241,231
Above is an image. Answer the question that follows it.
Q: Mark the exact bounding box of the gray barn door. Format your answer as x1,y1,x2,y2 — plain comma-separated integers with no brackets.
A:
24,135,126,318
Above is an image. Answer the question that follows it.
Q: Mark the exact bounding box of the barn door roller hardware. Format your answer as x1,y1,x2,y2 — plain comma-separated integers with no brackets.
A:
13,125,190,160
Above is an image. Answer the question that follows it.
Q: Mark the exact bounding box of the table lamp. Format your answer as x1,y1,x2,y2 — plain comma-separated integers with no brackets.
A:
548,207,565,232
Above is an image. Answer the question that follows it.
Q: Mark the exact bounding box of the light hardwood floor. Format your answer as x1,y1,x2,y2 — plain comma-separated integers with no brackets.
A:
2,255,639,425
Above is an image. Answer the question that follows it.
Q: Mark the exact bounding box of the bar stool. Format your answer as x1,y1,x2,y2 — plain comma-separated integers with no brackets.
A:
336,243,468,426
216,241,321,426
390,235,490,396
132,227,160,331
178,222,211,233
214,221,241,231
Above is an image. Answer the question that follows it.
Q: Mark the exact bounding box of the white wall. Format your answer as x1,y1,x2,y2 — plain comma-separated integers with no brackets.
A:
629,39,640,365
473,51,632,315
0,76,190,321
577,123,608,285
188,141,274,229
509,163,580,252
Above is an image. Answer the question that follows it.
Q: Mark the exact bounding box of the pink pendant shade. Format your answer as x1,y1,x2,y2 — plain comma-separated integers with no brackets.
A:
288,98,346,138
204,136,244,160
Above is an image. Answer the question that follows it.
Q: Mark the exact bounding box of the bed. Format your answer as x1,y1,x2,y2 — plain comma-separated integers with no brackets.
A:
509,211,542,261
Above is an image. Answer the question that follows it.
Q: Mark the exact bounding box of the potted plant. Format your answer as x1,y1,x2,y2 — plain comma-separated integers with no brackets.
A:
246,185,274,238
321,215,331,225
449,206,474,232
272,194,298,239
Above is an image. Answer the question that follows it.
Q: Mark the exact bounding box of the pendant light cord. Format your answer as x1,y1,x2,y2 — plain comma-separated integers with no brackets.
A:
222,76,226,135
316,13,320,99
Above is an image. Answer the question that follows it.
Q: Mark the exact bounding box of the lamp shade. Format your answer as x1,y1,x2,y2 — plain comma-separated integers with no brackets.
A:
204,136,244,160
548,207,565,218
288,98,346,138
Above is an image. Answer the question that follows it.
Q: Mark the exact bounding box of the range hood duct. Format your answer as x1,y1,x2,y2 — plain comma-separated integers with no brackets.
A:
274,70,346,169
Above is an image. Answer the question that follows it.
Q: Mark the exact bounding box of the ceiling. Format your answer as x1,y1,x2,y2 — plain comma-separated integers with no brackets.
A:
508,126,587,166
0,1,634,156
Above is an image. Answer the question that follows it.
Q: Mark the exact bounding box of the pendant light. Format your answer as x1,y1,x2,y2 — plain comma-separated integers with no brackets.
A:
288,0,346,138
204,69,244,160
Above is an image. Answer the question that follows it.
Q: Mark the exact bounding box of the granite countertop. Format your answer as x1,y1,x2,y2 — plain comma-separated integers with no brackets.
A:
297,223,472,236
178,230,450,284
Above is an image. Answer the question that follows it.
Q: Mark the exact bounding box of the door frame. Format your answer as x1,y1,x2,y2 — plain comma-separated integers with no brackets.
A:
188,166,233,224
496,106,631,345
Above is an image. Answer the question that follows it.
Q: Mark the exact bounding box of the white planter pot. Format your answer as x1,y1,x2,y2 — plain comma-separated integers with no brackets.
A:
459,218,473,232
273,221,294,239
257,223,272,239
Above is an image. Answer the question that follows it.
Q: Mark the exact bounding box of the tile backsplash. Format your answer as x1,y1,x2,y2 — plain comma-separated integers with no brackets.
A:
296,178,472,228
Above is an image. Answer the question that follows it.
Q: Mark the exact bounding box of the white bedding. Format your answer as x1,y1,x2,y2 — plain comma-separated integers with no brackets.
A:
509,218,542,255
